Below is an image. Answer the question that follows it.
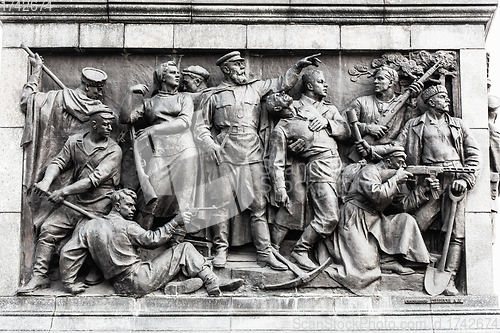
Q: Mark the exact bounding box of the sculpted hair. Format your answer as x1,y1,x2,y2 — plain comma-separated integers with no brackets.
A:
302,69,323,87
111,189,137,207
153,61,178,93
376,66,399,83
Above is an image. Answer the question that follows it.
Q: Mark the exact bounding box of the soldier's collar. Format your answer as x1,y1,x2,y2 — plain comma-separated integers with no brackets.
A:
301,94,323,107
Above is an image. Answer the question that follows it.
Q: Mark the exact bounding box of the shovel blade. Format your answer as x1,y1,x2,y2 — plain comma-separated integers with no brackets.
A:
424,264,452,296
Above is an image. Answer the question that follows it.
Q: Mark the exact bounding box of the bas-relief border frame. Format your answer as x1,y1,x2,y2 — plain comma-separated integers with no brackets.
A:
0,8,494,300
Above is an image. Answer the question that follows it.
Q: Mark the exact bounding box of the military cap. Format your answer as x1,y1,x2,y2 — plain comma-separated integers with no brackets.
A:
488,95,500,112
88,104,115,119
182,65,210,81
215,51,245,67
81,67,108,87
383,145,407,159
421,85,448,103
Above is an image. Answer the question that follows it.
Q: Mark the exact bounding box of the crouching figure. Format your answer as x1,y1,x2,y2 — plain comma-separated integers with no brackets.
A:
59,189,243,297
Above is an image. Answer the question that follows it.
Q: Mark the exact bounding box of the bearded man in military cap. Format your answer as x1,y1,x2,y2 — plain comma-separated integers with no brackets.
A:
194,51,320,270
358,84,481,296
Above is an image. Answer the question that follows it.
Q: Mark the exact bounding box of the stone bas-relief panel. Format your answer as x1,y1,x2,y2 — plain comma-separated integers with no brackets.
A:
17,48,479,299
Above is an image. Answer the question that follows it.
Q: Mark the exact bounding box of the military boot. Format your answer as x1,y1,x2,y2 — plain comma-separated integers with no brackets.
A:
380,253,415,275
251,221,287,271
164,278,204,295
443,241,462,296
198,267,244,296
290,225,320,271
211,220,229,268
17,243,54,295
270,223,289,251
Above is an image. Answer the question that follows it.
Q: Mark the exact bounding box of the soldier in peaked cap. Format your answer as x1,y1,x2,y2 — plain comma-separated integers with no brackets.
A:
182,65,211,117
182,65,210,94
18,102,122,295
194,51,321,270
358,85,481,296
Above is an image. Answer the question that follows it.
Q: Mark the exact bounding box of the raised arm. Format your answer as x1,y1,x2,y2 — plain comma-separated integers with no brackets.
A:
20,53,44,113
120,84,149,124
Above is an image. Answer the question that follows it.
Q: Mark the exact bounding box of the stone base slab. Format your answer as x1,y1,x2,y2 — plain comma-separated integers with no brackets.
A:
0,295,498,332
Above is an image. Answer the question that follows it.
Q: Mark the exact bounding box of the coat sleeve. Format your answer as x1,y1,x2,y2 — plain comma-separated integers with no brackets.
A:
325,105,351,140
358,166,400,211
459,120,481,188
253,65,302,96
127,220,178,249
267,126,288,191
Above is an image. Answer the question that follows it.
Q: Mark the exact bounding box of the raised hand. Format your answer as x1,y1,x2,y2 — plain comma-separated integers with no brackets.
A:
296,53,322,69
129,84,149,96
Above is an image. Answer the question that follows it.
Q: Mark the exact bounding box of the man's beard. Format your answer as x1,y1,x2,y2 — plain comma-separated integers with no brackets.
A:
230,71,248,85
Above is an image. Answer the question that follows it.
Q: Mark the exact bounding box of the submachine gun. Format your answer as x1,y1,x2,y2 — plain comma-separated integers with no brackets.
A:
405,165,476,199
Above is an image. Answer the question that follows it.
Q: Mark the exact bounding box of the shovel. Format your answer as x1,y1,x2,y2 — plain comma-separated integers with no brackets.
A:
424,186,465,296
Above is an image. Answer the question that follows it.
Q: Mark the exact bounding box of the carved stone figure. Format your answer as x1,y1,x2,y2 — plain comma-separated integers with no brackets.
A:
17,107,122,295
59,189,244,296
343,66,422,161
265,72,351,272
194,51,320,269
325,147,430,295
182,65,210,95
120,61,198,235
489,95,500,241
20,53,109,223
360,85,481,296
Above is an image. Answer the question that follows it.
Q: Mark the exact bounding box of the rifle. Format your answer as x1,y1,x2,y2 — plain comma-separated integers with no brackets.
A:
364,59,443,144
130,126,158,206
405,165,476,199
21,43,66,89
187,206,221,217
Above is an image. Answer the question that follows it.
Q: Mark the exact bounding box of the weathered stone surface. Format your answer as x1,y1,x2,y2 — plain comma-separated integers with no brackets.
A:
460,49,489,130
464,213,494,295
247,25,340,50
465,129,490,213
55,297,135,315
80,23,124,48
0,128,23,212
51,316,134,332
173,24,246,49
109,3,191,23
134,316,230,331
0,295,497,331
124,24,174,49
411,25,485,49
0,213,21,296
2,23,79,48
0,49,26,128
341,25,410,50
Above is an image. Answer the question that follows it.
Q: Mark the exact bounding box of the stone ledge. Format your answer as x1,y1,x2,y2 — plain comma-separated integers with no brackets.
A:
0,3,496,26
0,296,497,331
0,295,497,316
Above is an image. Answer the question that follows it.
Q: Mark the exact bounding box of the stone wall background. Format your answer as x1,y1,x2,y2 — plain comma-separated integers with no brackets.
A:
0,0,496,297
